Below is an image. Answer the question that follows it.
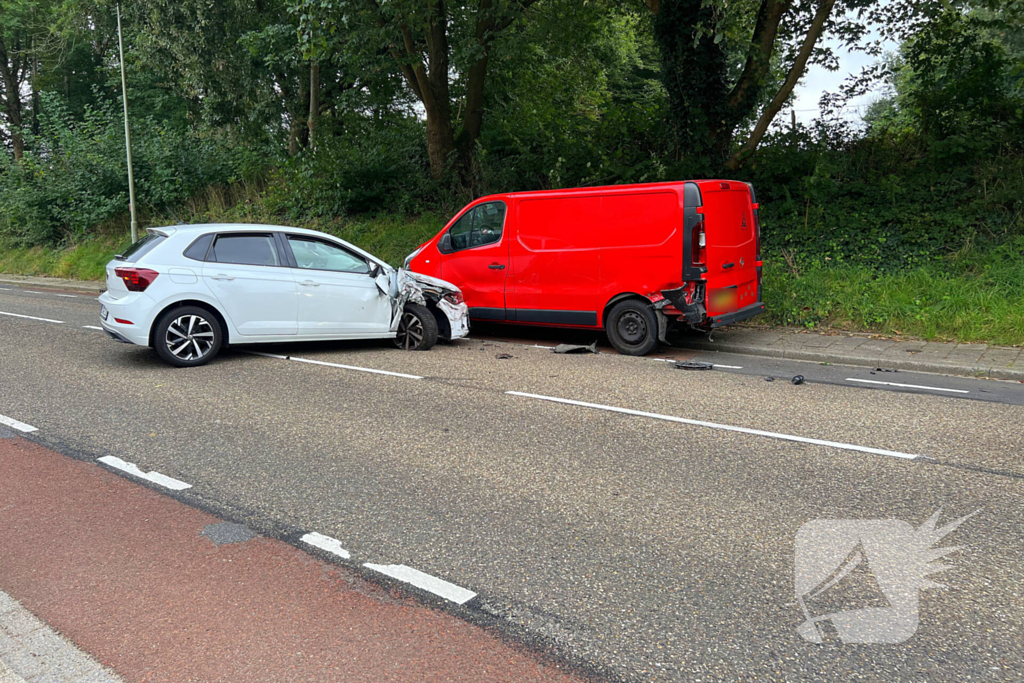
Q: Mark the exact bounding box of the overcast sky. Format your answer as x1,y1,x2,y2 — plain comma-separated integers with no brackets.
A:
788,24,898,126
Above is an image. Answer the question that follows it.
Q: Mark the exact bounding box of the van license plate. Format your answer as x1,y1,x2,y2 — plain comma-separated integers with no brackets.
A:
100,305,109,321
709,289,738,312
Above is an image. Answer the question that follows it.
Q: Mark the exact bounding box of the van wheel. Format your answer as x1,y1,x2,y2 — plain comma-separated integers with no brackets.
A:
394,303,439,351
606,299,658,356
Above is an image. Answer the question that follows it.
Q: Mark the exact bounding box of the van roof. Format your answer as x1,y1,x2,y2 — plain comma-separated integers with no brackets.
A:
481,179,744,202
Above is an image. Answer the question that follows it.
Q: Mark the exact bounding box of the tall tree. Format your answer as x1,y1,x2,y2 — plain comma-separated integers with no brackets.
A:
0,0,53,160
647,0,956,169
339,0,540,180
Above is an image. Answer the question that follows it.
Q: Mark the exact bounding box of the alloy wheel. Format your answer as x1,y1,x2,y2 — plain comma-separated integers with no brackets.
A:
164,314,215,361
396,311,425,350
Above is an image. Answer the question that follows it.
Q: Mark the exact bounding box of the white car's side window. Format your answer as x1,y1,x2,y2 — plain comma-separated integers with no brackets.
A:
287,236,370,274
211,234,281,267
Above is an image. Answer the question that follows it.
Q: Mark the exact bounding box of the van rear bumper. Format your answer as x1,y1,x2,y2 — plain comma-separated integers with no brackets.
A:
709,301,765,328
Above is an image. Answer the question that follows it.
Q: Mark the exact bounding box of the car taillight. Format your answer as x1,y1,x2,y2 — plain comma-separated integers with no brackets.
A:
114,267,159,292
443,291,464,305
692,219,706,266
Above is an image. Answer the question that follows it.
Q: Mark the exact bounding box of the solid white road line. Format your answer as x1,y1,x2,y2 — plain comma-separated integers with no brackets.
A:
288,356,423,379
845,378,969,394
0,311,63,324
82,325,103,330
300,532,351,559
54,293,78,298
714,364,744,369
97,456,192,490
245,350,423,380
0,414,38,433
363,563,477,605
507,391,923,461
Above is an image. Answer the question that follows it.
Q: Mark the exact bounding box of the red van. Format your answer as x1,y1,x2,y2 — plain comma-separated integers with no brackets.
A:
404,180,764,355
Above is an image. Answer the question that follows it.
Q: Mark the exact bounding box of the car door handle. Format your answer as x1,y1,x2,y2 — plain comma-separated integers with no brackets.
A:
299,280,320,287
488,263,506,270
722,262,735,269
210,274,235,281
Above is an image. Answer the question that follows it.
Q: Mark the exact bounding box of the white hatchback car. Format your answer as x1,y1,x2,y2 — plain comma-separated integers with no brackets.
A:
98,224,469,367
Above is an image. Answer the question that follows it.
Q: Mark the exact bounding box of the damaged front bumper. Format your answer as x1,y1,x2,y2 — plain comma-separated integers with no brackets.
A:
375,268,470,341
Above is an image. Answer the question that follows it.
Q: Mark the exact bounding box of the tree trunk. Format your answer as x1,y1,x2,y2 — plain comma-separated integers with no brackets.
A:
307,61,320,150
0,38,25,161
726,0,837,169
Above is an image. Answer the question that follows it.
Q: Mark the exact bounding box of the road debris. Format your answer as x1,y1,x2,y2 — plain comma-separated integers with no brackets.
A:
673,360,714,371
496,353,514,359
553,342,599,354
791,375,805,385
765,376,775,382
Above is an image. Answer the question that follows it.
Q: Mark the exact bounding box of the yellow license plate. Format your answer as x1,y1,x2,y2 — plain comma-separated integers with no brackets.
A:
709,288,738,312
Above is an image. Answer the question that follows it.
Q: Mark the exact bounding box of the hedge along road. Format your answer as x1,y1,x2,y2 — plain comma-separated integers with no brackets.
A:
1,287,1023,682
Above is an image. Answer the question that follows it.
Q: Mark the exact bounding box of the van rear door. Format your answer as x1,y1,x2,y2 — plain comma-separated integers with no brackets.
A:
699,182,763,325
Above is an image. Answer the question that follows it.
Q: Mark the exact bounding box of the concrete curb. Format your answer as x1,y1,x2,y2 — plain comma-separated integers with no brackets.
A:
683,339,1024,382
0,276,104,295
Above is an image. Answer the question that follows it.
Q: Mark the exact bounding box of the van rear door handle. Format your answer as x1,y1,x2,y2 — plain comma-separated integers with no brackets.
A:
722,262,735,269
489,263,506,270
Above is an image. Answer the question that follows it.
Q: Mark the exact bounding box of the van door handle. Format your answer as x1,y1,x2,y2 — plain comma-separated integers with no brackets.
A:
210,274,234,281
299,280,320,287
488,263,506,270
722,262,735,269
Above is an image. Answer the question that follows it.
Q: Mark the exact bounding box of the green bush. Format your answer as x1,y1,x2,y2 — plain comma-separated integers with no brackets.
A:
0,93,240,247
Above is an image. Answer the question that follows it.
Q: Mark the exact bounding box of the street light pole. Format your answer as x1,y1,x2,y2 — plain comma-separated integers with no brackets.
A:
116,3,139,243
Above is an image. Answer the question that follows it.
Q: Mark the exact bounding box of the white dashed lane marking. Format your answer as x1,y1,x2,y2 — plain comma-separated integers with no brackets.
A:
300,532,351,559
845,378,969,394
0,414,38,433
54,293,78,298
506,391,924,461
246,351,423,380
364,563,477,604
83,325,104,330
97,456,192,490
0,311,64,324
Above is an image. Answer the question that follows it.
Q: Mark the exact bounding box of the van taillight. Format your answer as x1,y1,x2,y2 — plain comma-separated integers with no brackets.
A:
692,220,706,266
753,206,761,261
114,267,159,292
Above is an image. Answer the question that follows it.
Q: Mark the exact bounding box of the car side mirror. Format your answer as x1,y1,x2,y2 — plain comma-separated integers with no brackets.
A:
438,233,453,254
368,262,381,278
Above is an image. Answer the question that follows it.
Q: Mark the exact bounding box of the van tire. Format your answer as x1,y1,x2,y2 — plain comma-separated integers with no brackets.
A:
394,303,439,351
606,299,659,356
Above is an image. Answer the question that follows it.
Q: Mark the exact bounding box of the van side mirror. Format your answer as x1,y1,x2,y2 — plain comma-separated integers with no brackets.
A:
438,233,453,254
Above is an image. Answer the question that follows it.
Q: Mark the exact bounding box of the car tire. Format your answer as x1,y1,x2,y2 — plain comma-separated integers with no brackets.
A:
605,299,658,356
153,306,223,367
394,303,439,351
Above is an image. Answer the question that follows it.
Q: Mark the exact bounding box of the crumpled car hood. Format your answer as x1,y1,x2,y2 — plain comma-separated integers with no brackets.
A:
374,268,469,339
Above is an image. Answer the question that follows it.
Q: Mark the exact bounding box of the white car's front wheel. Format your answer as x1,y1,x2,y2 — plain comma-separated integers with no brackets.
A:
154,306,223,367
393,303,438,351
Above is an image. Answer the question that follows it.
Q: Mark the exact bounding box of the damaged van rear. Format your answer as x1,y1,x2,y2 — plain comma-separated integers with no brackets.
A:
405,180,764,355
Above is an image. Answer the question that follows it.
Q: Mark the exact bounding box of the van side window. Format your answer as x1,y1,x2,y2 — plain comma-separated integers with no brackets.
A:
447,201,506,251
449,211,473,250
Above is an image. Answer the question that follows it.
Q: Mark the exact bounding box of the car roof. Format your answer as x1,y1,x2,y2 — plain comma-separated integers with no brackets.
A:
149,223,390,268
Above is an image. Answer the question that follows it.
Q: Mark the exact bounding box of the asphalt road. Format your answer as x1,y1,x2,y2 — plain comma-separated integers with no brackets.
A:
1,285,1022,682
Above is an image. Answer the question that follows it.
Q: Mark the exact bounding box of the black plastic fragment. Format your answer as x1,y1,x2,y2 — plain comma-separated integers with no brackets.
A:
673,360,713,371
495,353,514,360
553,342,599,354
765,376,775,382
791,375,805,385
